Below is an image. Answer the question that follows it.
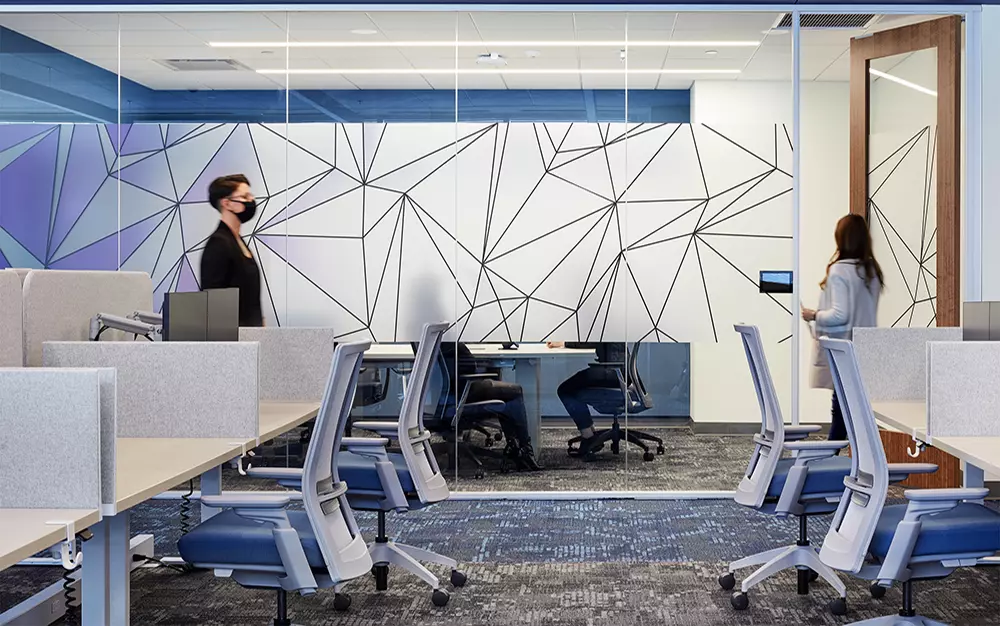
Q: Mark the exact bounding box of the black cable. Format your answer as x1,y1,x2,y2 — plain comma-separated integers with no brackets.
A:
179,479,194,535
61,531,91,625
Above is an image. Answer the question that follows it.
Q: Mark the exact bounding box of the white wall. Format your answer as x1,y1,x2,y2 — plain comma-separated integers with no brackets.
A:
691,81,850,424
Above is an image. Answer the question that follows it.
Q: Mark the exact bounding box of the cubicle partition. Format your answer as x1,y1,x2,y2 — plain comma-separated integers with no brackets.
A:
926,342,1000,439
0,271,22,367
21,270,153,366
0,368,104,510
239,327,337,402
852,327,965,488
42,341,259,440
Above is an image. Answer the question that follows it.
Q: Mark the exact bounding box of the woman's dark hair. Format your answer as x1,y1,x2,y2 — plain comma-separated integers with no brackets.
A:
208,174,250,211
821,213,885,289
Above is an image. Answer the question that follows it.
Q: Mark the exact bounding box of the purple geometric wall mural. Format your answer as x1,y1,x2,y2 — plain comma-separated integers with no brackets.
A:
0,122,795,342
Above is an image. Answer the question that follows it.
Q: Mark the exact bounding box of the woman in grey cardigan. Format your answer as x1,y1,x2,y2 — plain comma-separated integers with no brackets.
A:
801,214,884,442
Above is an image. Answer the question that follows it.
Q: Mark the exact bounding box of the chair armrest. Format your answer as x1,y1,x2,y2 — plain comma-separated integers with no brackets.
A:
246,467,304,490
201,494,291,509
343,436,390,447
343,437,391,462
460,373,498,379
351,421,400,437
888,463,939,476
904,488,989,502
784,424,822,441
784,440,849,451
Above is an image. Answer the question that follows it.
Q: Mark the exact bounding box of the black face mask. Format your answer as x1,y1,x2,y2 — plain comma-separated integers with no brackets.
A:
236,199,257,224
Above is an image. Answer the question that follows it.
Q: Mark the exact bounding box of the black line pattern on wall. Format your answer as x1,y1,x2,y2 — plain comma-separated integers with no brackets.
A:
868,126,937,329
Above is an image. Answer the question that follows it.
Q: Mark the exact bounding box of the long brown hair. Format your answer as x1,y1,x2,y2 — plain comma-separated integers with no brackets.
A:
820,214,884,289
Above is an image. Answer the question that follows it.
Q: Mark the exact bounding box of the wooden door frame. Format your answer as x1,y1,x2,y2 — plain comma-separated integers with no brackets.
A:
850,15,962,326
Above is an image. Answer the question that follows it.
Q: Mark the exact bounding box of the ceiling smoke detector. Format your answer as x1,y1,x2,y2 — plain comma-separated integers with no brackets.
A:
476,53,507,67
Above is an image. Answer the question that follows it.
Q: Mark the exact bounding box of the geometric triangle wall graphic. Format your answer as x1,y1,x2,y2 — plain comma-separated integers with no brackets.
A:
0,120,821,345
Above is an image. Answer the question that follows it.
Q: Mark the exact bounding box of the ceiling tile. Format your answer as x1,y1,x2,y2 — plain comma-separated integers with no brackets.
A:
673,12,778,32
572,12,629,31
622,12,681,29
0,14,86,31
470,12,576,32
15,29,117,47
120,30,207,47
368,12,459,31
284,11,378,31
165,13,287,32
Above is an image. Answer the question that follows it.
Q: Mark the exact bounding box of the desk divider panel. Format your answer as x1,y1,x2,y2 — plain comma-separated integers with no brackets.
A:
927,342,1000,437
7,267,30,284
0,369,103,509
0,272,22,367
853,327,963,402
42,342,259,440
239,327,336,402
22,270,153,366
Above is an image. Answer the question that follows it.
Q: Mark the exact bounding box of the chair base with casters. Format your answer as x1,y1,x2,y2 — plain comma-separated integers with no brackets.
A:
721,513,847,614
567,415,665,461
844,580,947,626
432,435,508,480
368,509,467,607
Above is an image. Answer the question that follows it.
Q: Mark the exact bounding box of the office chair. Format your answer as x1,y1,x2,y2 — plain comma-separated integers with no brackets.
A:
566,342,665,461
178,341,374,626
721,325,935,613
254,323,467,607
818,337,1000,625
424,346,510,479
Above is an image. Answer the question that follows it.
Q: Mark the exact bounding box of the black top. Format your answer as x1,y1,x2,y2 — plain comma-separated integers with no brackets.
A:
200,223,263,327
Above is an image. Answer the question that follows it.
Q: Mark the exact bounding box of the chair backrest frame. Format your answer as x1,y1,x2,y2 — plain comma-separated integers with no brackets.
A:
302,340,373,583
818,337,889,573
398,322,451,504
733,324,787,508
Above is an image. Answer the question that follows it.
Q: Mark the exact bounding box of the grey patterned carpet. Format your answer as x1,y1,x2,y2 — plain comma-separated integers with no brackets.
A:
3,500,998,625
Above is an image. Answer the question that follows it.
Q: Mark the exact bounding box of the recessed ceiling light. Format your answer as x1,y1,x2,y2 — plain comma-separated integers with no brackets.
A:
350,29,378,36
705,50,718,56
211,40,760,49
257,68,741,76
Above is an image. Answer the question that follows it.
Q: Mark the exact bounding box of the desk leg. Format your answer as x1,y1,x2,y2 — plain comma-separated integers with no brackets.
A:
201,465,223,522
963,461,985,489
514,359,543,446
82,511,130,626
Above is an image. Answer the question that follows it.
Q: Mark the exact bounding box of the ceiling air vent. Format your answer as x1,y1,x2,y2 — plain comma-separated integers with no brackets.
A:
775,14,876,30
156,59,249,72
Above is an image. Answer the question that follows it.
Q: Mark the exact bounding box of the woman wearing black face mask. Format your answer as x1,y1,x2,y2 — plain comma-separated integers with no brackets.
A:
200,174,264,327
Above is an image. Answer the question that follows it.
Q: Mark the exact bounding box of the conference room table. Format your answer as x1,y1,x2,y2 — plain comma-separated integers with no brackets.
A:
363,343,596,445
82,401,321,626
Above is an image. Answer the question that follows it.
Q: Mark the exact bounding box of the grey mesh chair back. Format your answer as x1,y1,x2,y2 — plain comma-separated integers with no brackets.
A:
397,322,450,504
627,342,653,411
733,324,786,507
302,340,373,582
817,338,889,573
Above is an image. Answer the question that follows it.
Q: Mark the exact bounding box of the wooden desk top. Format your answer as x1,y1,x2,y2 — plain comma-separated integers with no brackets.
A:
113,402,319,514
0,508,100,571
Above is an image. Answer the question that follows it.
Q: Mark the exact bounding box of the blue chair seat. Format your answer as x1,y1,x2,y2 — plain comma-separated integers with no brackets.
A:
177,510,323,568
766,456,852,499
337,451,416,493
869,502,1000,559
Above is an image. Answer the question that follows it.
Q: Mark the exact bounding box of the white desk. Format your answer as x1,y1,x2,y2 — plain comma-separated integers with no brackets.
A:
363,343,595,445
82,401,320,626
872,401,928,439
871,401,999,490
0,508,100,571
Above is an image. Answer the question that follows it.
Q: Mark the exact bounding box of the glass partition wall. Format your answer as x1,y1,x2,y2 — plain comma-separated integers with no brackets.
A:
0,8,971,494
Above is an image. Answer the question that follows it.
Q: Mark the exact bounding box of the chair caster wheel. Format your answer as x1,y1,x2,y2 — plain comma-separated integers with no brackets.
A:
718,573,736,591
333,593,351,611
808,569,820,583
493,432,503,441
450,570,467,587
656,445,665,455
474,469,485,479
432,589,450,607
870,583,886,599
829,598,848,616
730,592,749,611
483,438,493,448
642,451,655,462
